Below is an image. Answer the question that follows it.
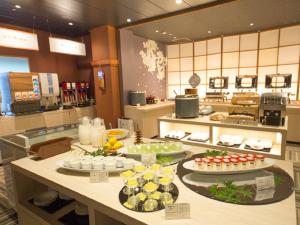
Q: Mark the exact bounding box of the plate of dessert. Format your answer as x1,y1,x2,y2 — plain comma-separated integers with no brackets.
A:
187,132,209,142
117,142,188,156
57,156,139,173
106,129,129,140
245,138,272,150
182,154,275,174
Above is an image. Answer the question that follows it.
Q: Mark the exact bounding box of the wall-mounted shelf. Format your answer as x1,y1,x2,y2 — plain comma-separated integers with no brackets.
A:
158,115,287,159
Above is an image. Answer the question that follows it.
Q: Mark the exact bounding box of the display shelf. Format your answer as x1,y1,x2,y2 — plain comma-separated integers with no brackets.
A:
158,115,287,159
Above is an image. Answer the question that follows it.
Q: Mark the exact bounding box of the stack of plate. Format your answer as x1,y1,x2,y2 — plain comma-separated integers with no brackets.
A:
188,132,209,142
245,138,272,150
219,135,244,146
165,131,186,140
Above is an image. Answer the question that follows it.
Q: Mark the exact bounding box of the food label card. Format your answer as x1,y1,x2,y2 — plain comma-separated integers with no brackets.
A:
165,203,190,220
142,153,156,165
255,175,275,191
90,170,109,183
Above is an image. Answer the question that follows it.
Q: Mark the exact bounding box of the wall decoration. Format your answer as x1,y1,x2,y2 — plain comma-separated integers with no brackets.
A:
139,40,166,80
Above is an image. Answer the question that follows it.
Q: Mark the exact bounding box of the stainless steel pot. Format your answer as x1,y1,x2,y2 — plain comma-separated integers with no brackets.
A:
175,95,199,118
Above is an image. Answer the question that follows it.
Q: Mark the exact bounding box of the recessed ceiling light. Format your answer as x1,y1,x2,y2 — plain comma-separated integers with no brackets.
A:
68,22,74,26
208,30,212,34
162,31,167,35
169,33,173,36
155,30,159,33
176,0,183,4
15,5,21,9
174,37,177,39
11,8,16,11
126,18,132,23
250,23,254,26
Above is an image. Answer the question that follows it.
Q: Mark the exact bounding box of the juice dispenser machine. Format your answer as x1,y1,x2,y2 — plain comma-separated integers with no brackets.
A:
39,73,60,111
60,81,76,109
0,72,41,115
75,81,90,107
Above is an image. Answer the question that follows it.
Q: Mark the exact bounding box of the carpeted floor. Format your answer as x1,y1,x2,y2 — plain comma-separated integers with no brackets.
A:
0,144,299,225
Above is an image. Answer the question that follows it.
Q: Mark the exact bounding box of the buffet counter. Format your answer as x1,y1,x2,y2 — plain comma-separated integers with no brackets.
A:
201,102,300,143
11,138,296,225
0,106,96,137
124,101,175,138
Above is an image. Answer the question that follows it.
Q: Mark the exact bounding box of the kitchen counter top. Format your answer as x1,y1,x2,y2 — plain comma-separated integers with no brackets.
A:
11,138,296,225
0,105,96,137
125,101,174,112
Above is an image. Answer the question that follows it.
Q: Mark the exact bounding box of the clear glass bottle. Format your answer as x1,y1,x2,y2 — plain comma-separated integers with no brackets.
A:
91,118,106,147
78,116,91,145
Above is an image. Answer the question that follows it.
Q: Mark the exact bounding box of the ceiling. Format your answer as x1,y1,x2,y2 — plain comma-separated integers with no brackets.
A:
128,0,300,43
0,0,219,37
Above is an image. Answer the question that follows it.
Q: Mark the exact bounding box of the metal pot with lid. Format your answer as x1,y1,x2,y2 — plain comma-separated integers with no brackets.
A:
175,95,199,118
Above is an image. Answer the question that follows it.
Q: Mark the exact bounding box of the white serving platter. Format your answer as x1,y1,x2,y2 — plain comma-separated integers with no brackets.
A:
117,145,190,156
56,160,135,173
182,158,275,175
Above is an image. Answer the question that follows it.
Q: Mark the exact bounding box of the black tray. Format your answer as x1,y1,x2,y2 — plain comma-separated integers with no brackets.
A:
217,141,241,148
177,153,294,205
244,145,271,152
58,210,89,225
119,183,179,212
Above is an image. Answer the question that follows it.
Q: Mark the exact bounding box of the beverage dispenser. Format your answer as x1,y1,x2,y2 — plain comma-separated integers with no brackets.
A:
60,81,76,109
0,72,41,115
75,81,90,107
39,73,60,111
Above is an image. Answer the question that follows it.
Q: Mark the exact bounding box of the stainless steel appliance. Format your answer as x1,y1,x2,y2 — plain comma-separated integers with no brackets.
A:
175,95,199,118
235,75,258,89
0,124,78,209
60,81,76,109
129,91,146,106
0,72,41,115
259,93,287,126
39,73,60,111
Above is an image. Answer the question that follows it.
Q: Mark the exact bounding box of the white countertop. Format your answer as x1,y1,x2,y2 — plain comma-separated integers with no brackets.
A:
12,138,296,225
125,101,174,112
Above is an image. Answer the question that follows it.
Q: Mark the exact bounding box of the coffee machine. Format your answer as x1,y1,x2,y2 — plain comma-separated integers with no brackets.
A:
259,93,287,126
60,81,76,109
39,73,60,111
0,72,41,115
75,81,90,107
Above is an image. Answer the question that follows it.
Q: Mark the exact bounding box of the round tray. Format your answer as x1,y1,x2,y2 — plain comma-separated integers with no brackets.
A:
119,183,179,212
177,153,294,205
182,158,275,174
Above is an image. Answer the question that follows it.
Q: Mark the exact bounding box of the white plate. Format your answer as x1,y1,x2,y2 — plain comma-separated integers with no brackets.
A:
117,145,190,156
56,160,136,173
106,128,129,140
182,158,275,174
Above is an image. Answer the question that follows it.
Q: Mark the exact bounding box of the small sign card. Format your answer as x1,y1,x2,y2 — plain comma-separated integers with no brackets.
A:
255,175,275,191
90,170,109,183
165,203,190,220
142,153,156,165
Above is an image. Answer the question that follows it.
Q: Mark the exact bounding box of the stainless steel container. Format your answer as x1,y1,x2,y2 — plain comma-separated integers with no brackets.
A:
129,91,146,106
175,95,199,118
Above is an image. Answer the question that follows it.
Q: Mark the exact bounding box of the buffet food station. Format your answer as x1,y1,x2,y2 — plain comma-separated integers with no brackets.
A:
11,137,296,225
